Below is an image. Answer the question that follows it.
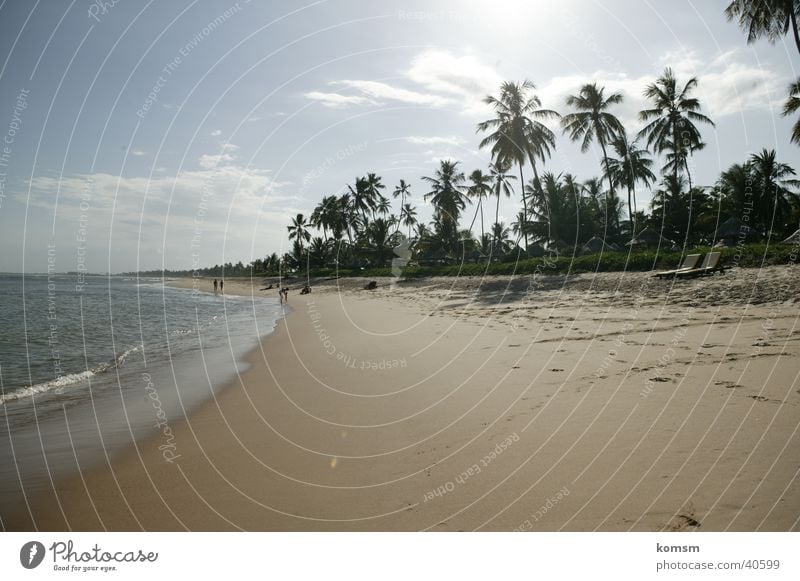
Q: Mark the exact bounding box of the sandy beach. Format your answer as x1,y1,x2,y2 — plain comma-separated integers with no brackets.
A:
5,266,800,531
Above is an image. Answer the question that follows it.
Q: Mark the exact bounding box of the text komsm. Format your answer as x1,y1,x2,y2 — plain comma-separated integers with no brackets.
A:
50,541,158,563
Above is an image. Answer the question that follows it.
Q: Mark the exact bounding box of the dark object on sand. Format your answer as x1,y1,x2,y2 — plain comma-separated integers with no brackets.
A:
364,280,377,290
300,285,311,295
260,284,273,290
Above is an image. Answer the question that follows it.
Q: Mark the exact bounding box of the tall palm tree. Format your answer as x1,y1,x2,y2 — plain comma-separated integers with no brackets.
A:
638,67,714,186
365,172,385,217
725,0,800,55
561,83,625,203
488,160,517,241
287,213,311,248
401,202,417,238
783,79,800,145
347,176,377,222
310,195,339,241
477,80,559,248
466,169,493,242
604,133,656,229
392,179,411,232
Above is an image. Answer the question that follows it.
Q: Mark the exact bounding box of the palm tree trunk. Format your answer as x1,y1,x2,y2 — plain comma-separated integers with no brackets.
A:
467,200,480,235
495,190,501,237
599,138,617,236
479,198,485,243
628,184,636,234
627,186,633,234
685,159,693,191
518,164,528,249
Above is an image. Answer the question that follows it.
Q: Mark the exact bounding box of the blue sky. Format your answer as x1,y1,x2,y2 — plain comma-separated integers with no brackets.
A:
0,0,797,273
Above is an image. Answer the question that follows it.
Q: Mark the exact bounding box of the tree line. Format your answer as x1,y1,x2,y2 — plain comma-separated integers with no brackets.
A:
140,2,800,279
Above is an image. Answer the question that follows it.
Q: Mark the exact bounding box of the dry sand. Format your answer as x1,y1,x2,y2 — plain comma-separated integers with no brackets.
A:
6,266,800,531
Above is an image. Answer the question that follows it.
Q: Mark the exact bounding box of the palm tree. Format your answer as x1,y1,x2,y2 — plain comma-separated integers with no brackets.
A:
783,79,800,145
392,179,411,232
287,213,311,248
650,175,715,245
638,67,715,187
400,202,417,238
749,148,800,235
604,133,656,229
376,194,391,216
488,160,517,242
308,237,329,268
365,172,385,217
510,210,531,243
561,83,625,203
725,0,800,55
347,176,377,222
310,195,339,241
423,160,469,253
490,221,511,253
477,80,559,248
662,138,706,191
413,222,430,241
466,169,493,242
422,160,468,224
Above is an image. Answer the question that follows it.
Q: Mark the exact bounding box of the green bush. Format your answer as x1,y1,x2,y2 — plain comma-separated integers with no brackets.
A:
298,243,795,278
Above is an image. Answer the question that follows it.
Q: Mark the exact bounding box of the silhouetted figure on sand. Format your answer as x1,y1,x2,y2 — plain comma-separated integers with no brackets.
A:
213,279,218,293
220,280,224,293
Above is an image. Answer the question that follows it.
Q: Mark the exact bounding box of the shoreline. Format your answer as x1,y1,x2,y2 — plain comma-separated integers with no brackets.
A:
3,267,799,531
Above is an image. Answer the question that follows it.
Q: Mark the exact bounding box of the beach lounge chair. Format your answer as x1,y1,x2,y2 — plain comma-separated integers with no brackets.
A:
674,251,723,278
653,253,702,278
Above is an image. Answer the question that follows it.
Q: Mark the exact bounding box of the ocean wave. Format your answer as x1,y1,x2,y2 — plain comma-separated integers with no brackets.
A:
0,345,143,405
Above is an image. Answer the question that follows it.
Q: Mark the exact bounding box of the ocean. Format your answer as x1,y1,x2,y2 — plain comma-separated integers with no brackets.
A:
0,274,283,516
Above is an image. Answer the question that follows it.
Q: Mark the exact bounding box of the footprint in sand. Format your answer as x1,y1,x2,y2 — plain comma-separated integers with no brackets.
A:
714,380,742,389
668,513,701,531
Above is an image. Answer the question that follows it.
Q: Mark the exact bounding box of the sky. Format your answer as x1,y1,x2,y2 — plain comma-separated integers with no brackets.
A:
0,0,798,273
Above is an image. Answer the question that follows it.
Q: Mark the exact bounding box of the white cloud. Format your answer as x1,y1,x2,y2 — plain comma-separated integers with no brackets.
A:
304,91,377,108
664,48,787,118
304,49,502,114
198,153,235,169
18,156,291,269
537,47,786,139
406,49,502,115
130,149,147,157
336,80,449,106
210,129,222,136
378,135,466,146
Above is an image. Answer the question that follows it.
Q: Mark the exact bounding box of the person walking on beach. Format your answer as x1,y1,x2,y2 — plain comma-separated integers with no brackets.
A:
282,287,288,303
213,279,218,293
220,279,224,293
278,287,284,304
